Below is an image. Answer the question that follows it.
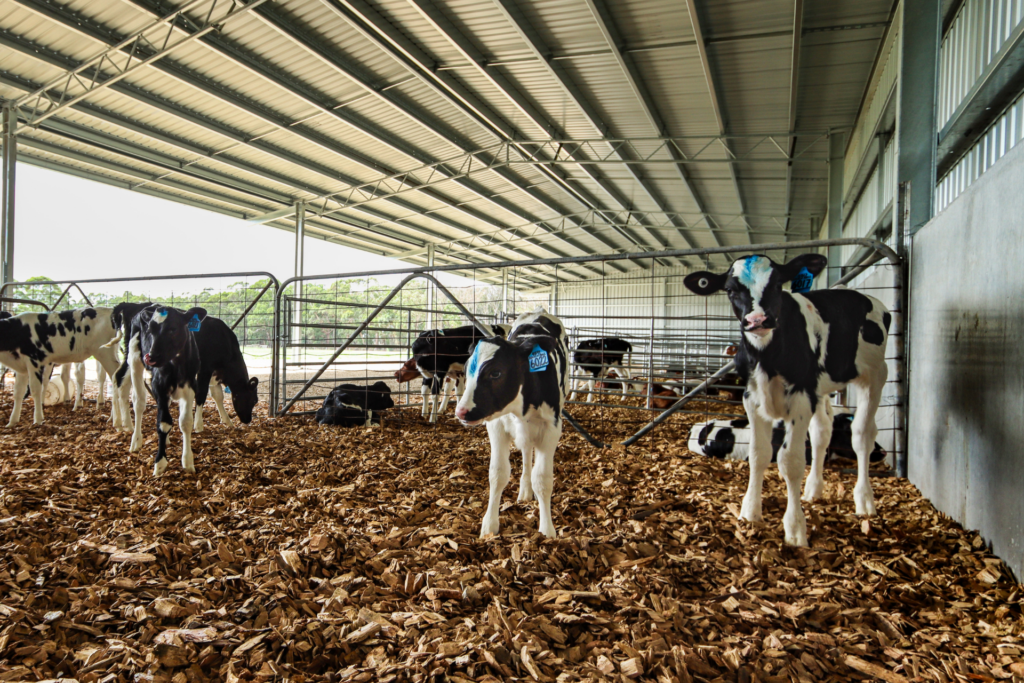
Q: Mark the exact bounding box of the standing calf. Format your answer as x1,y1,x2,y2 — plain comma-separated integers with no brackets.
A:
116,306,207,476
685,254,890,546
454,308,569,538
0,307,125,427
412,324,492,422
570,337,633,402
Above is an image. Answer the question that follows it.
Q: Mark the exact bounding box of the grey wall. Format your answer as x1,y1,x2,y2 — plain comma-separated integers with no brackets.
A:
909,140,1024,580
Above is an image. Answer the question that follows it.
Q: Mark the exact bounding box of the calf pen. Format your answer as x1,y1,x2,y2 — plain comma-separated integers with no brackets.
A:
273,238,905,474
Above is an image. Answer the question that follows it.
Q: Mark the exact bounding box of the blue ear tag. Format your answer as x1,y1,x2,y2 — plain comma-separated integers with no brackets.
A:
187,314,202,332
528,344,549,372
790,267,814,294
223,386,231,394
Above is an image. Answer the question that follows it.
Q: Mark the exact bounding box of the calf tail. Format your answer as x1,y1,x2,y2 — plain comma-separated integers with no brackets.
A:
101,327,123,349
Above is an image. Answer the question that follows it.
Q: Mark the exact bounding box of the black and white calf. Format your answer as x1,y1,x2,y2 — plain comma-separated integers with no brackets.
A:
688,410,887,464
454,308,569,538
0,307,125,427
412,324,494,423
569,337,633,402
111,304,259,431
316,381,394,426
685,253,890,546
115,305,207,476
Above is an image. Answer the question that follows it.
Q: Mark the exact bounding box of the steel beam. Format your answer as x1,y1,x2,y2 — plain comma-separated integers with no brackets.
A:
492,0,696,263
1,103,15,288
319,0,638,271
15,0,270,130
683,0,754,244
293,201,305,343
827,132,844,285
782,0,804,253
898,0,940,235
405,0,662,265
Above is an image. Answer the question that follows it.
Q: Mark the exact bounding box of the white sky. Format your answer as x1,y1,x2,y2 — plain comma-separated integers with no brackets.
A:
12,163,439,296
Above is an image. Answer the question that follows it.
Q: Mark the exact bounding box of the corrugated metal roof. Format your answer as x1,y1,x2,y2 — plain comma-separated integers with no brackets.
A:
0,0,898,277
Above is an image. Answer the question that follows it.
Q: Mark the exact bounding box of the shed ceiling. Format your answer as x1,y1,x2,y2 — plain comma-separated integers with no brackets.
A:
0,0,896,278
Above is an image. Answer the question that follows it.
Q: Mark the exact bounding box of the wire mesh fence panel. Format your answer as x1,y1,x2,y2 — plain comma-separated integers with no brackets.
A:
0,273,278,405
274,238,904,472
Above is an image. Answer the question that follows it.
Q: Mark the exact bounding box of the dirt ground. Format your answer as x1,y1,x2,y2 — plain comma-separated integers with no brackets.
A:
0,392,1021,683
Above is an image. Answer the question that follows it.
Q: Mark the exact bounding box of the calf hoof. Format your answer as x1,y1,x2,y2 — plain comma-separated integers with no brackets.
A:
184,465,196,475
479,516,500,538
129,436,143,453
855,496,877,517
738,499,763,523
538,521,557,538
801,478,825,503
153,459,168,477
516,488,535,503
784,529,809,547
193,426,204,434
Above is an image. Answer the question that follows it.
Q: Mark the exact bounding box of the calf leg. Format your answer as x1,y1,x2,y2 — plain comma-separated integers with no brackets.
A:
616,363,634,401
428,377,442,424
28,363,46,425
178,391,196,474
851,376,885,516
517,440,535,503
127,339,147,452
420,381,430,417
96,359,108,414
481,420,512,537
438,374,455,415
738,396,773,523
192,370,213,433
153,396,173,477
585,377,597,404
60,364,72,405
778,412,812,547
95,346,126,430
209,382,234,428
530,425,561,538
803,399,833,502
7,371,28,427
72,362,86,411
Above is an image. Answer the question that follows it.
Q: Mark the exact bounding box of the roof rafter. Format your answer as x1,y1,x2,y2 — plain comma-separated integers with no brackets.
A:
683,0,755,244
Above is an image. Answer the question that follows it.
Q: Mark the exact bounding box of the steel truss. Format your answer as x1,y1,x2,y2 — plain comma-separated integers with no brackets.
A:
14,0,270,132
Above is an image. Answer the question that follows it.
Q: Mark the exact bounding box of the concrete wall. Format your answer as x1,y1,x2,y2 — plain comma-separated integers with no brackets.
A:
908,139,1024,580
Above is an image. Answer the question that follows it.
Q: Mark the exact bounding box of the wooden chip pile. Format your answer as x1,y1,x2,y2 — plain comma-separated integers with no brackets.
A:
0,396,1021,683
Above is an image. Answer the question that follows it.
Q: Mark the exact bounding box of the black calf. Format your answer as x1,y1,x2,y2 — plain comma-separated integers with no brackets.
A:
316,381,394,427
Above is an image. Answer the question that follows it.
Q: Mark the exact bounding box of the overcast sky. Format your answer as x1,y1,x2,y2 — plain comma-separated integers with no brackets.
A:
12,163,419,296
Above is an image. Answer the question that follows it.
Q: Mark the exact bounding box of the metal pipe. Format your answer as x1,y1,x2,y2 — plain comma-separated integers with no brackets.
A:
229,279,274,331
1,103,16,294
50,283,94,309
426,244,435,329
271,237,899,285
275,272,495,415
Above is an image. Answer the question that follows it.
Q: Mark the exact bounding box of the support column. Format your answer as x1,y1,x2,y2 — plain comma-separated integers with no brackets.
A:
827,131,845,286
425,243,435,330
897,0,939,236
1,104,16,293
500,268,509,323
292,201,305,343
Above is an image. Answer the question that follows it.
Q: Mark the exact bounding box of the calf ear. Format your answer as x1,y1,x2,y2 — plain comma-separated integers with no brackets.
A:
779,254,827,282
249,377,259,388
184,307,208,322
683,271,727,296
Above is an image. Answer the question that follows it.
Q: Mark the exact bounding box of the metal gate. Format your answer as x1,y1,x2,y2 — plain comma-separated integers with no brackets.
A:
0,272,279,404
273,238,905,473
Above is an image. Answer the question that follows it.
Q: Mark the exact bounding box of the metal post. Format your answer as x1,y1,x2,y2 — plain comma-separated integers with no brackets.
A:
501,267,508,322
292,201,305,344
646,315,655,410
425,243,434,330
1,103,16,294
897,0,939,237
827,131,845,286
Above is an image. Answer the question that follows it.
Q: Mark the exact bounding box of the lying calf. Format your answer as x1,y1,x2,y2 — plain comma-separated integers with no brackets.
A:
688,412,887,464
455,307,569,538
316,381,394,427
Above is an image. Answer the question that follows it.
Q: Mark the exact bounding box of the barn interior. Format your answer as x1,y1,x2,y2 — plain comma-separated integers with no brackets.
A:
1,0,1024,681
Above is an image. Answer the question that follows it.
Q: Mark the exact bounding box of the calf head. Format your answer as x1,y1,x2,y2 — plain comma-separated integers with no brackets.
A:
137,306,208,367
454,337,529,426
395,358,420,383
684,254,827,348
232,377,260,424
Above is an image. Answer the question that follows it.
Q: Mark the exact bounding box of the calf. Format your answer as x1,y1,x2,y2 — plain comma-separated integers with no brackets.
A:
685,253,890,546
116,305,207,476
688,412,887,464
0,307,125,427
111,304,259,431
454,308,569,538
569,337,633,403
412,324,491,423
316,381,394,427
